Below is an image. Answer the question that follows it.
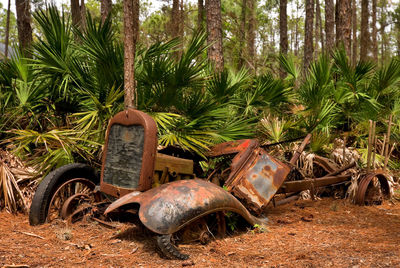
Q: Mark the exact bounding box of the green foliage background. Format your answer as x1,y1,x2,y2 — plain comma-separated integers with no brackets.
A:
0,5,400,177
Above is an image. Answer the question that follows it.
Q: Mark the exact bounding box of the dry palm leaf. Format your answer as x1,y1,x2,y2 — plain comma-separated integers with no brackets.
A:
0,163,27,212
331,138,360,166
0,149,36,213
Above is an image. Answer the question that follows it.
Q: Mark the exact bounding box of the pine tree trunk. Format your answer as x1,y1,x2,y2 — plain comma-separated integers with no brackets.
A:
171,0,180,38
71,0,82,27
372,0,378,62
380,1,387,66
315,0,320,56
198,0,204,29
80,0,86,30
397,30,400,57
295,20,299,56
304,0,314,72
295,2,300,56
133,0,139,42
337,0,351,56
279,0,288,76
180,0,184,39
16,0,32,55
247,0,256,71
325,0,334,52
206,0,224,72
238,0,246,69
352,0,357,64
279,0,288,56
4,0,11,59
101,0,112,23
124,0,139,108
335,0,339,42
360,0,369,61
316,0,324,54
344,0,352,56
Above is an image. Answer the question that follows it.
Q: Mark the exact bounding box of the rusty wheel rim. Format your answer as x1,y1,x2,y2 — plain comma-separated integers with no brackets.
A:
47,178,96,222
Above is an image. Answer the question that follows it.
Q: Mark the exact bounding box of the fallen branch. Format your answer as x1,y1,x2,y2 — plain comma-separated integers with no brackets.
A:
14,231,44,240
2,265,30,268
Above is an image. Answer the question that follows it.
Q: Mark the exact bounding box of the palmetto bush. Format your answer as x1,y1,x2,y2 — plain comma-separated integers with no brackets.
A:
1,6,400,213
0,6,260,171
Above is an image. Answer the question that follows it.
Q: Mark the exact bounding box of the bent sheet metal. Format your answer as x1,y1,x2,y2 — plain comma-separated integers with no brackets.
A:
225,147,291,212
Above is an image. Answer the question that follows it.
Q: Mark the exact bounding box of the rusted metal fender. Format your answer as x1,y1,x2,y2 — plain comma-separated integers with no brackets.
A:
104,179,267,234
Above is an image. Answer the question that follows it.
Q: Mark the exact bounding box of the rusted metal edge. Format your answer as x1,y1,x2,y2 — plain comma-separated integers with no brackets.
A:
207,139,259,158
277,174,351,194
312,155,339,174
355,171,391,205
289,133,312,165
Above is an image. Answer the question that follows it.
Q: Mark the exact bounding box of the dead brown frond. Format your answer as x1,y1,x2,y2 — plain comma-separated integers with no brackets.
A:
0,149,37,213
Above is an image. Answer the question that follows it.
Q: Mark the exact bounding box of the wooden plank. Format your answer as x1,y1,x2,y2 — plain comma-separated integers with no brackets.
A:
155,153,193,175
384,115,393,170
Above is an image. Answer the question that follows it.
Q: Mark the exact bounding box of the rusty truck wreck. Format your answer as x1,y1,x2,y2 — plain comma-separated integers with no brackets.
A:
28,109,391,259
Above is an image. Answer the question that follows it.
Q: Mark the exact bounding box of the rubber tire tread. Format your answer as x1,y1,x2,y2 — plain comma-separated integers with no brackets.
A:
29,163,99,226
157,234,189,260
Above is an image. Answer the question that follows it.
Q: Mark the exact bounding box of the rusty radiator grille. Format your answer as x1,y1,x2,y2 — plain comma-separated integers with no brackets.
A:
103,124,145,189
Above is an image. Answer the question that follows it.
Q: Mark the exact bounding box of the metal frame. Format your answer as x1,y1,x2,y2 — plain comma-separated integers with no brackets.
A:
100,109,158,197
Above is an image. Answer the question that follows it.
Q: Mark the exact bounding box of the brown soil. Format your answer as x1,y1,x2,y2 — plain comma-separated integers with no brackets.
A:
1,198,400,268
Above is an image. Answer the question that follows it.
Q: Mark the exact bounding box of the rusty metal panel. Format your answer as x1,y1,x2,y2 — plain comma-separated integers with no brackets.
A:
208,139,259,157
103,124,144,189
226,148,290,212
104,179,267,234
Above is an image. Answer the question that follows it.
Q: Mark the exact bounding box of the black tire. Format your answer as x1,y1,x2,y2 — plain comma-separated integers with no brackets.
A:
29,163,99,226
157,234,189,260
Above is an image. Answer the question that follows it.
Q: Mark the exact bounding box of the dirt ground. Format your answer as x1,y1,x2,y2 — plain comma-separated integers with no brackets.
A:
1,197,400,268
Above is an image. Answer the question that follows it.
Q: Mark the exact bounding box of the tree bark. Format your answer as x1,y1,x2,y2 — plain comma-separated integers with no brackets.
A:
279,0,288,76
206,0,224,72
198,0,204,29
337,0,351,56
315,0,324,54
371,0,378,62
171,0,180,38
133,0,139,42
247,0,256,71
294,1,301,56
16,0,32,55
325,0,335,52
4,0,11,59
380,1,387,66
71,0,82,27
279,0,288,56
80,0,86,30
344,0,352,56
179,0,184,39
397,30,400,58
101,0,112,23
352,0,357,64
335,0,339,42
304,0,314,72
124,0,139,108
360,0,369,61
238,0,246,69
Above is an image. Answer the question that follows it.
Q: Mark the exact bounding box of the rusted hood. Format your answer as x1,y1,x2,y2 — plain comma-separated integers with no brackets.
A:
105,179,267,234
